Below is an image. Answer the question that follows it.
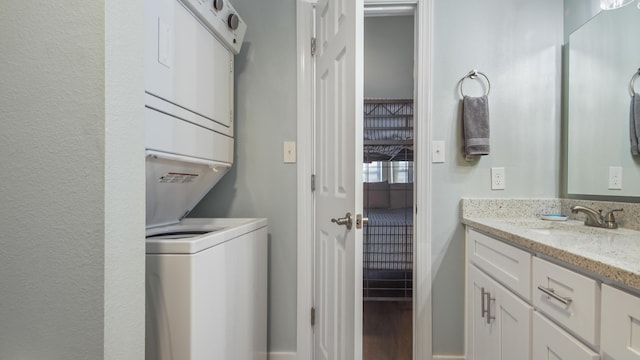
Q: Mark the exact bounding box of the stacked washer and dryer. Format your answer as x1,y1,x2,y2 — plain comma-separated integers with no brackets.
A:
144,0,267,359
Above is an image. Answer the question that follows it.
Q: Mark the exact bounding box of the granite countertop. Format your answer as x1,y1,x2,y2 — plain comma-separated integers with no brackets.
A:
462,216,640,291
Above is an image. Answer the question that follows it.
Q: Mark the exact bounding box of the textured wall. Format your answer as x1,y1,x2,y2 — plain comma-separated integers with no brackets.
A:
0,1,145,359
430,0,563,355
0,1,106,358
104,0,146,359
190,0,298,352
364,16,414,99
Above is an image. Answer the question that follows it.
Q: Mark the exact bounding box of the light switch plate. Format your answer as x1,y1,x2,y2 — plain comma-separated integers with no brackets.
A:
432,141,445,163
284,141,296,163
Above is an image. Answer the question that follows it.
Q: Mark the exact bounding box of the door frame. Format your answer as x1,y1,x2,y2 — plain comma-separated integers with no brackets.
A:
296,0,433,358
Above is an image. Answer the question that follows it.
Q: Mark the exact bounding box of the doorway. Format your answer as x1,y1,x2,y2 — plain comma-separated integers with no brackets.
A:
295,1,433,358
362,14,415,360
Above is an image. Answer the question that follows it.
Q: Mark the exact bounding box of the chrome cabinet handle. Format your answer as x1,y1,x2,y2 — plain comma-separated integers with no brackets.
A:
537,285,572,305
481,287,486,318
331,212,353,230
481,288,495,324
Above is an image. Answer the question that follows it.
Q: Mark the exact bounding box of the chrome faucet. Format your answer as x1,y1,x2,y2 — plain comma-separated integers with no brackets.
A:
570,205,623,229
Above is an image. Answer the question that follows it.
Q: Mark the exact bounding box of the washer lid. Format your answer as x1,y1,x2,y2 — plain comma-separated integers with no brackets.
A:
145,218,268,254
145,150,231,230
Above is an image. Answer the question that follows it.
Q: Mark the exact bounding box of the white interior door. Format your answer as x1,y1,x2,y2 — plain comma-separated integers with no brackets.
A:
313,0,363,358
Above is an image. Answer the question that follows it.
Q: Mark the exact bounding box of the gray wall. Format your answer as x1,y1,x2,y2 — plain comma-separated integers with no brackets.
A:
431,0,563,355
194,0,563,355
0,1,145,359
191,0,298,352
364,16,415,99
104,1,146,358
193,9,417,353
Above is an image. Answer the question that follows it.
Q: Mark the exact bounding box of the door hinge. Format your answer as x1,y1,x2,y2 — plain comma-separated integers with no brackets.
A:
311,174,316,192
311,37,317,56
311,307,316,326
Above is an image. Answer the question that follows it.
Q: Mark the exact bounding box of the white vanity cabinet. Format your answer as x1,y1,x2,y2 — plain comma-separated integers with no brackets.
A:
466,229,533,360
601,284,640,360
466,228,603,360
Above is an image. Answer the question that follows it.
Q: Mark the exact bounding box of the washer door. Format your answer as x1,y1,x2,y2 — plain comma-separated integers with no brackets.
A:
145,151,230,229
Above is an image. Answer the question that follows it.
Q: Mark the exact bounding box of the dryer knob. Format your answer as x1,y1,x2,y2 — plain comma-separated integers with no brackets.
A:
227,13,240,30
213,0,224,11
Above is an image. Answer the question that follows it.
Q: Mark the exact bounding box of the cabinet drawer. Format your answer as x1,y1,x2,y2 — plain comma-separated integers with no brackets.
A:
601,284,640,360
533,312,599,360
532,257,600,348
467,229,532,300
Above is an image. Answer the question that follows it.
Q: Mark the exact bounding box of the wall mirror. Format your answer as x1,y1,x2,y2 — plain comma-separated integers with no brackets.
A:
566,3,640,197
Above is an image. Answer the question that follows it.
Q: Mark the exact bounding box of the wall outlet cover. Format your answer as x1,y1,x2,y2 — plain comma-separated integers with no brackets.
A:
491,167,506,190
608,166,622,190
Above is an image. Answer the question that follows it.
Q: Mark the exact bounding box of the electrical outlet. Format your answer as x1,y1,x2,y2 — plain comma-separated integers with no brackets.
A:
608,166,622,190
491,167,506,190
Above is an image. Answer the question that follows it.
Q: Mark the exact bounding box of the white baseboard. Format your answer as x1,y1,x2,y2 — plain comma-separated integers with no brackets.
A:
268,352,297,360
268,352,462,360
268,352,461,360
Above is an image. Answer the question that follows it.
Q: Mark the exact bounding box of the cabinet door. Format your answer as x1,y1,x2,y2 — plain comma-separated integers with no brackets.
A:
468,265,499,360
601,284,640,360
467,264,532,360
496,279,533,360
533,312,599,360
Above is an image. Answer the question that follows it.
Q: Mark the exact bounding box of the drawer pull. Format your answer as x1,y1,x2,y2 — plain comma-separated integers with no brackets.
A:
537,285,572,305
481,287,495,324
481,287,486,318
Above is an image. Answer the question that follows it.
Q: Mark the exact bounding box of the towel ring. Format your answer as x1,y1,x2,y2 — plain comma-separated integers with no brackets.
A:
460,69,491,97
630,68,640,97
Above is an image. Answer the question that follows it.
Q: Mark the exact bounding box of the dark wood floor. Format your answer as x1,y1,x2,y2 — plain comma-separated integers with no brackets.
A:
363,301,412,360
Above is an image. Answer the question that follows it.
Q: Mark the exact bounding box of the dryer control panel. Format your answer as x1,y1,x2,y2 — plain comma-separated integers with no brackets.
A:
180,0,246,54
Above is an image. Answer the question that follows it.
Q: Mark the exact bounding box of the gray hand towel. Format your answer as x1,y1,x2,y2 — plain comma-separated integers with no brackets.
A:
463,95,490,156
631,94,640,156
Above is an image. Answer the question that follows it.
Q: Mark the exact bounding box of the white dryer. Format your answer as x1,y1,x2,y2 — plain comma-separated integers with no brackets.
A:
143,0,267,359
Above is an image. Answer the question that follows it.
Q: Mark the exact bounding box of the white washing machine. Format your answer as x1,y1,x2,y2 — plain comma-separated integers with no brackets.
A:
144,0,267,359
145,218,267,360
